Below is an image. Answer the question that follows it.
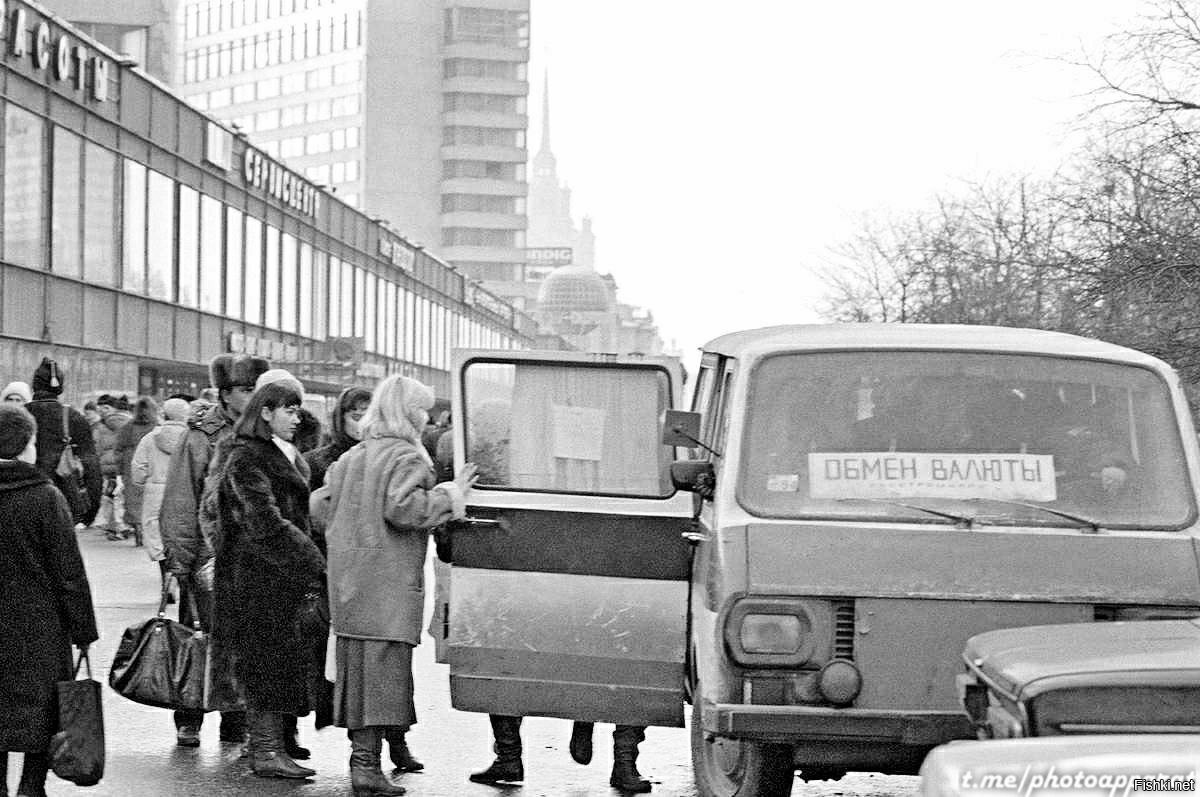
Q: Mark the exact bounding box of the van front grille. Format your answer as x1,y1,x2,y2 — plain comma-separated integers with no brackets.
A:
832,600,856,661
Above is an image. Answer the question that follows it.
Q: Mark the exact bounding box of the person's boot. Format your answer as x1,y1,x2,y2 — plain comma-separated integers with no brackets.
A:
349,727,407,796
248,711,316,779
15,751,49,797
1,751,8,797
174,708,202,747
283,713,311,760
218,711,246,743
610,725,652,793
468,715,524,785
383,726,424,774
569,721,594,765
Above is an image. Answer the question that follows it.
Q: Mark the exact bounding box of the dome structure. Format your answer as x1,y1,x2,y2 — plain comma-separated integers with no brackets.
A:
536,264,613,313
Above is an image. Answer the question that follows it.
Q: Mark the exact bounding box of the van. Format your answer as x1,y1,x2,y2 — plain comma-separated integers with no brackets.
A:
443,325,1200,796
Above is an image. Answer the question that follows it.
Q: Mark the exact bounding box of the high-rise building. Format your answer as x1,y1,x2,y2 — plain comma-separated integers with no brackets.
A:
44,0,530,276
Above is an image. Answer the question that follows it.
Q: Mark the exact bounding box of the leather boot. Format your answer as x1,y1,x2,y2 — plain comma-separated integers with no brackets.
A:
569,721,594,765
610,725,652,793
248,711,316,779
283,713,311,759
218,711,247,744
15,752,49,797
349,727,407,796
383,726,424,774
468,715,524,784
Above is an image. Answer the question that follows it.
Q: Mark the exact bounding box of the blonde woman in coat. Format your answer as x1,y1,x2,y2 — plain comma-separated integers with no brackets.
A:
130,398,191,582
323,375,476,796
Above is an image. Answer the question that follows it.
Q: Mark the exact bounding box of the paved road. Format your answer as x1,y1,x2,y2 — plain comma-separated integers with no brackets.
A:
7,528,919,797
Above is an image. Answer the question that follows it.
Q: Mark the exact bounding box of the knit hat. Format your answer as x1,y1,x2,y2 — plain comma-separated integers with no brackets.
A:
0,404,34,458
1,381,32,404
254,368,304,397
162,397,190,421
32,357,64,396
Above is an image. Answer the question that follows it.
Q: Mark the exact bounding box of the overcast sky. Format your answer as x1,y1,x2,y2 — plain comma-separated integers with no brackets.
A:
528,1,1141,359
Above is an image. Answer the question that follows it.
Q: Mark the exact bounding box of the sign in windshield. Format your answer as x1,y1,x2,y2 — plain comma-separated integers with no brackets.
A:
740,351,1195,528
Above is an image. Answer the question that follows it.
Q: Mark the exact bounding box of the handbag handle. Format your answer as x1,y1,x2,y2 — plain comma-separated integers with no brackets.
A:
61,402,72,446
73,648,92,680
158,573,204,633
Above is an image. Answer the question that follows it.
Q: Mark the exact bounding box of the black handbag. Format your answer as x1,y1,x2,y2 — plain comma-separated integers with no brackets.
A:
51,649,105,787
54,404,91,523
108,578,209,711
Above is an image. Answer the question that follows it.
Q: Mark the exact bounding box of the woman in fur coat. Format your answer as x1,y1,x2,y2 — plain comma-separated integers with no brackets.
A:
211,381,325,780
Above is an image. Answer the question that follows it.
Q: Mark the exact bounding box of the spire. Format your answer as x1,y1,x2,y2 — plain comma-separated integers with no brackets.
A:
539,67,552,155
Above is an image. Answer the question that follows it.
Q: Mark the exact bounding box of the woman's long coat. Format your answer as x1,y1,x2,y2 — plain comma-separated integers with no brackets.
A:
325,435,458,645
211,437,324,714
0,461,97,751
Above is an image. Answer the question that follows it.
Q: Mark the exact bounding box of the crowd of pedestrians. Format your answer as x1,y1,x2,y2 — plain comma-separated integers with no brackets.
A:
0,352,657,797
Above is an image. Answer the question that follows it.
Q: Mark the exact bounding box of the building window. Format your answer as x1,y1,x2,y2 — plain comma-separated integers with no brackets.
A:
122,160,147,293
209,88,231,109
244,216,262,324
327,255,341,337
282,71,305,95
178,185,200,308
305,132,331,155
353,267,365,338
443,93,521,114
331,94,360,117
312,249,327,339
51,128,82,278
385,281,397,358
340,260,353,339
441,194,518,214
226,206,243,318
299,243,313,337
257,77,281,99
280,105,304,126
306,66,333,90
4,105,46,270
200,195,223,313
84,143,118,287
444,7,529,48
281,233,298,333
264,225,280,328
333,60,359,85
364,272,377,352
146,171,175,301
255,109,280,131
233,83,255,104
305,100,331,123
280,137,304,158
441,228,517,248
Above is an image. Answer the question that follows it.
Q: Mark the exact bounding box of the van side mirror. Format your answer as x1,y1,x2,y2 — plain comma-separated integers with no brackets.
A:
671,460,715,495
662,409,702,447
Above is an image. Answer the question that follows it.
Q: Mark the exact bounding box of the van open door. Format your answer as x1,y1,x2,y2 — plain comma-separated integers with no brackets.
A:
445,350,695,727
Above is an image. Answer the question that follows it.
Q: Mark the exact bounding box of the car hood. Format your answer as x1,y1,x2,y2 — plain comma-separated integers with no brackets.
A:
964,620,1200,698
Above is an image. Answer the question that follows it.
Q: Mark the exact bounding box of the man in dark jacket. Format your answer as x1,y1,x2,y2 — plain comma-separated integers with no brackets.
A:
93,394,133,540
159,353,270,747
26,357,102,527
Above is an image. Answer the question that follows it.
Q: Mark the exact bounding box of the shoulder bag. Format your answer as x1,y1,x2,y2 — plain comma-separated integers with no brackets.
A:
54,404,92,523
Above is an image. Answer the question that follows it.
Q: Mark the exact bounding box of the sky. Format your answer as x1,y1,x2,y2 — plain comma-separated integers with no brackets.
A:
527,0,1142,359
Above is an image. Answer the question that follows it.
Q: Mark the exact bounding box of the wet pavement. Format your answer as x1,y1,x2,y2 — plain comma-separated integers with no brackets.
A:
8,528,919,797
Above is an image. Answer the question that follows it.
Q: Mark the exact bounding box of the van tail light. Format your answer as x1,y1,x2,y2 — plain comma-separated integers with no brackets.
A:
724,598,824,667
740,614,804,654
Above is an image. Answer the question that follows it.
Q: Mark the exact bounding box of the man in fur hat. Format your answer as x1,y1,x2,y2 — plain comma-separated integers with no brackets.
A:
26,357,102,526
159,353,270,747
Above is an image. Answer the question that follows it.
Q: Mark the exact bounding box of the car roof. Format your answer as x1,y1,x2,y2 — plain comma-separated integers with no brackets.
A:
964,620,1200,696
702,324,1169,369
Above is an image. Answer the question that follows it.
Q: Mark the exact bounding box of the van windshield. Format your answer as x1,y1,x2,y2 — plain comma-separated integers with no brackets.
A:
739,351,1195,529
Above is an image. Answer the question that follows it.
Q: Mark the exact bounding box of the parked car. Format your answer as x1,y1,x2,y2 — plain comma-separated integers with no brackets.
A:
919,735,1200,797
958,620,1200,738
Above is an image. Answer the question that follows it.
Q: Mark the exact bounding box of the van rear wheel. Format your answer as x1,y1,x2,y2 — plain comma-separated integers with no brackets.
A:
691,696,794,797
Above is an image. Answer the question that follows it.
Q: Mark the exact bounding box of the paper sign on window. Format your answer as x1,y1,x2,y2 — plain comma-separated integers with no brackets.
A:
808,452,1056,502
552,405,606,461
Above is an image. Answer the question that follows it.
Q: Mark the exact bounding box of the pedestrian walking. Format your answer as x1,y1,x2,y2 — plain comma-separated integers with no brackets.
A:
117,396,160,547
130,398,191,599
323,375,476,796
0,403,98,797
26,357,102,528
304,385,371,491
159,353,269,747
212,380,325,779
1,381,31,405
93,394,133,540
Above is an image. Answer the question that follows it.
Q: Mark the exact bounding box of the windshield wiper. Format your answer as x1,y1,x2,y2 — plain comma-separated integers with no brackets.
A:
965,499,1103,534
838,498,976,529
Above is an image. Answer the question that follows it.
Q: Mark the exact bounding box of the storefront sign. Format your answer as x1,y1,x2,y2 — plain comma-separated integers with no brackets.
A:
228,332,300,363
242,148,320,217
525,247,573,266
805,452,1057,502
2,1,111,102
377,236,415,272
466,285,514,323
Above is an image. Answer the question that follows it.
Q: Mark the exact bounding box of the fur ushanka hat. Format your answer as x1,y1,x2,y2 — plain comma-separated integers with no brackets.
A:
210,354,270,392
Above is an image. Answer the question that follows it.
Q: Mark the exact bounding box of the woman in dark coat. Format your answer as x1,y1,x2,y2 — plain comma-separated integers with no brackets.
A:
116,396,160,545
0,404,98,797
304,386,372,492
211,381,325,780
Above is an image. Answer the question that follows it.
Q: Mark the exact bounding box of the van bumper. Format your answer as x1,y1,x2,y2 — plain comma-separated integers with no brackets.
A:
702,702,973,746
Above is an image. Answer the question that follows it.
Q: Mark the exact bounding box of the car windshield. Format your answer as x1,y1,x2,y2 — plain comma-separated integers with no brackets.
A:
739,351,1195,529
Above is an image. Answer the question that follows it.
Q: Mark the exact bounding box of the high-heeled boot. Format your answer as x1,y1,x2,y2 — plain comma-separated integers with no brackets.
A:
610,725,652,793
16,752,49,797
569,721,594,765
247,710,316,779
468,715,524,784
348,727,407,796
383,727,424,774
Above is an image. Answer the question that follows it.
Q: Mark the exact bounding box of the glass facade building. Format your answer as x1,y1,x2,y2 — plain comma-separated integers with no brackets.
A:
0,0,534,407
